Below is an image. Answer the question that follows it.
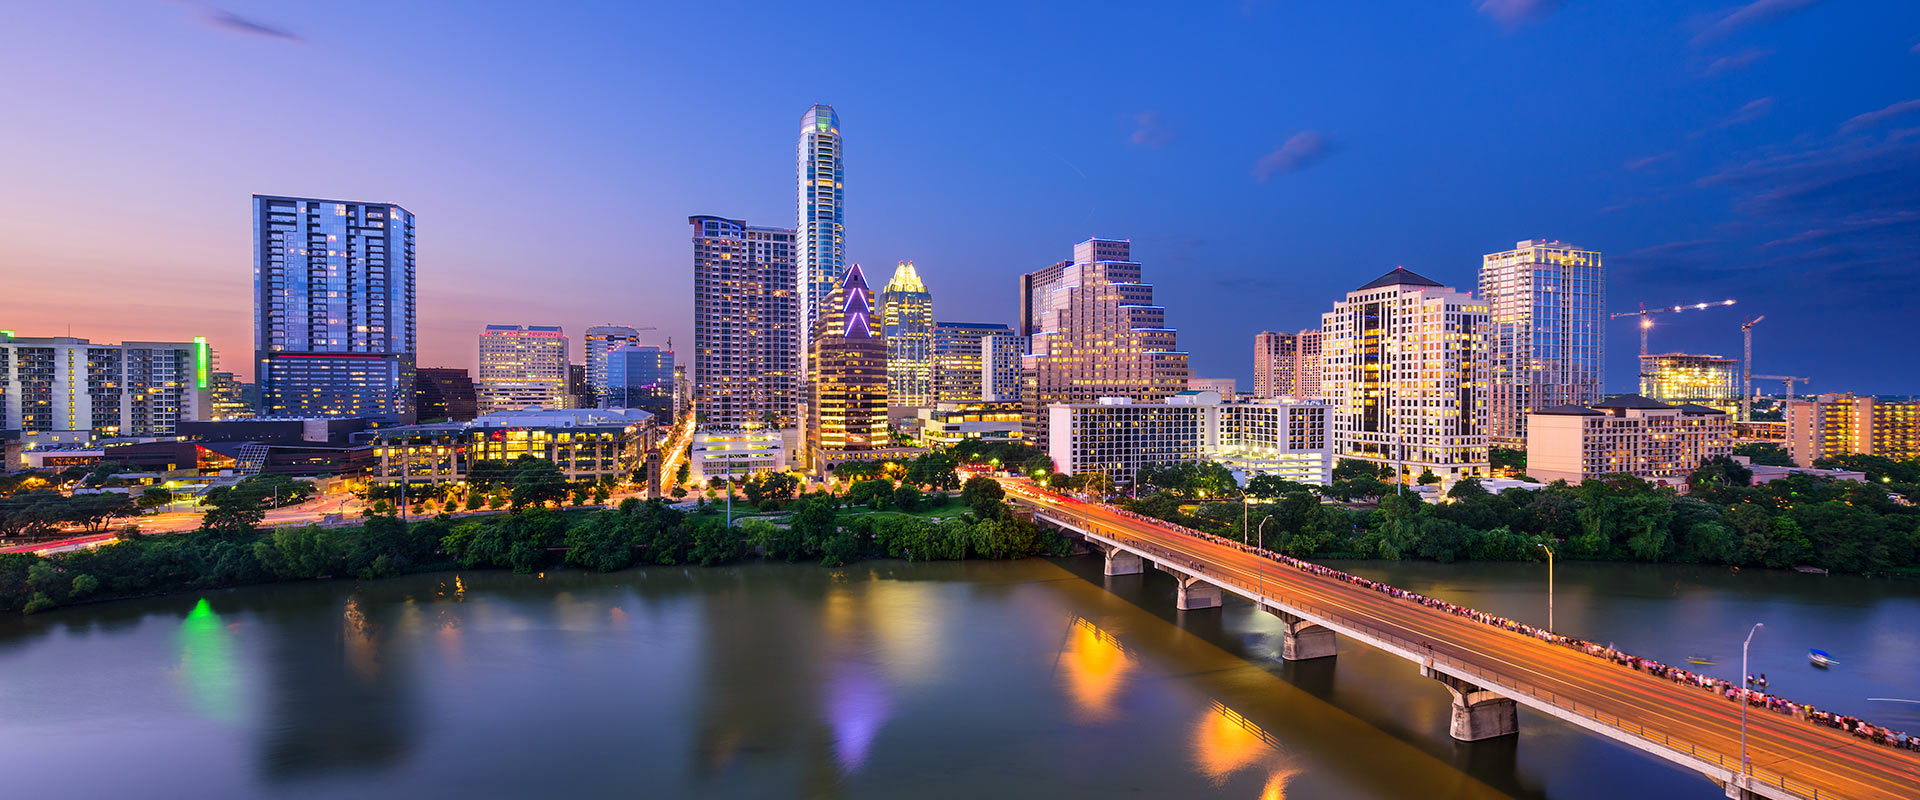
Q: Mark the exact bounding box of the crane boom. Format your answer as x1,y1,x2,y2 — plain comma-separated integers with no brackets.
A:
1611,298,1738,383
1741,316,1765,422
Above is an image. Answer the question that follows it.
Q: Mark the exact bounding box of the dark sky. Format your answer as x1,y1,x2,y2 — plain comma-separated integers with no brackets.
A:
3,1,1917,393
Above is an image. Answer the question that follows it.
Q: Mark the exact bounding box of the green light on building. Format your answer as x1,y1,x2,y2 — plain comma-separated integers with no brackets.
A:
194,336,209,389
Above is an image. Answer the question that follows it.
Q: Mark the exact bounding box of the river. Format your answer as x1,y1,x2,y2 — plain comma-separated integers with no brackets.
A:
0,557,1913,799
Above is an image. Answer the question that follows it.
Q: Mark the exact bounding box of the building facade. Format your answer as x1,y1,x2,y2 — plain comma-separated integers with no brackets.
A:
477,325,569,412
583,325,643,406
807,263,891,472
1047,391,1332,487
1322,268,1490,485
1188,377,1236,396
605,343,674,419
931,321,1012,404
366,407,654,486
690,215,799,428
981,332,1024,402
209,371,254,420
880,261,934,409
917,401,1025,449
0,335,211,437
1020,238,1189,441
1640,353,1737,413
1253,330,1298,399
797,104,846,374
1294,329,1323,400
414,367,478,422
252,194,415,422
1527,395,1731,488
1481,240,1605,448
1786,393,1920,467
689,428,788,484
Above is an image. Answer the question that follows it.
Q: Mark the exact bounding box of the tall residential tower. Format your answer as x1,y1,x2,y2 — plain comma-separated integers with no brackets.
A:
796,105,846,372
1480,240,1604,448
690,215,799,429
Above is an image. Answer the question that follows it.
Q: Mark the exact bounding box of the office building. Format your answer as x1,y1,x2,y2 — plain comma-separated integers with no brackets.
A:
1527,395,1731,488
1253,330,1298,399
690,215,799,428
797,104,846,374
880,261,935,409
1640,353,1737,414
366,407,654,486
605,343,674,419
209,371,254,419
689,428,787,484
583,325,643,405
1481,240,1605,448
567,364,588,409
1047,391,1332,487
1020,238,1189,441
1,334,212,438
477,325,569,412
931,321,1012,404
1189,377,1236,396
1786,393,1920,467
414,367,478,422
252,194,415,422
917,401,1025,449
1322,268,1490,485
981,332,1025,402
807,263,906,472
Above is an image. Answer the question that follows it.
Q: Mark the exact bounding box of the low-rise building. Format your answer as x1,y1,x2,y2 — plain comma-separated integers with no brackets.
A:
1526,394,1732,488
1047,391,1332,487
1786,392,1920,467
365,407,654,486
918,402,1024,449
690,428,788,484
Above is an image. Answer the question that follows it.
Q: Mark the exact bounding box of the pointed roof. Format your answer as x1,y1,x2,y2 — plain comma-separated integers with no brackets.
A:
884,260,927,294
835,263,875,338
1357,267,1445,291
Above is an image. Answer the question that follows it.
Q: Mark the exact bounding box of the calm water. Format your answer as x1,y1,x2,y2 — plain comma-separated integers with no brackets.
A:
1,557,1914,799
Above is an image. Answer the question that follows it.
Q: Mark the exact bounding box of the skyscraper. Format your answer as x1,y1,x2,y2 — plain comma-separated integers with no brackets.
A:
605,343,675,419
1640,353,1737,413
932,321,1013,403
981,333,1025,402
1019,238,1188,440
1253,330,1299,398
797,104,846,375
1480,240,1604,448
253,195,416,422
690,215,799,429
476,325,568,412
1322,267,1490,485
1295,329,1323,400
807,264,889,472
880,261,934,409
583,325,643,406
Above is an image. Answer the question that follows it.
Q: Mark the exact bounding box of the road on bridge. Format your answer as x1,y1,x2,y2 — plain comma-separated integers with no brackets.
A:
1005,480,1920,800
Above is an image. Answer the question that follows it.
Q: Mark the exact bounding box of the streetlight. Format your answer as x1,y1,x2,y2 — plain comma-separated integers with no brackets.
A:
1257,515,1274,602
1740,622,1765,788
1537,543,1554,630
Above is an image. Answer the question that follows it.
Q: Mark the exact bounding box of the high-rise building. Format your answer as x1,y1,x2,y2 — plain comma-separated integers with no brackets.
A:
1786,393,1920,467
415,367,478,421
1640,353,1737,413
583,325,643,405
1481,240,1605,448
690,215,799,429
1295,329,1323,400
1020,238,1189,441
0,334,211,437
209,371,255,420
1322,267,1490,485
605,343,674,419
1253,330,1298,399
1528,395,1731,488
932,321,1012,404
807,264,894,472
880,261,934,409
477,325,568,412
981,333,1024,403
1047,391,1333,488
252,195,415,423
797,104,846,375
566,364,588,409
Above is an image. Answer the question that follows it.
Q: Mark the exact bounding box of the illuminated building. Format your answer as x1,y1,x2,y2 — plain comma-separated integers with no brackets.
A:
689,428,787,484
1481,240,1605,447
1527,394,1730,488
1322,267,1490,485
1786,393,1920,467
1295,328,1322,399
252,195,415,423
981,332,1024,402
366,407,654,485
1047,391,1332,487
583,325,642,405
917,401,1024,448
476,325,568,412
690,214,798,428
1019,237,1189,441
414,367,477,421
605,343,674,419
0,334,211,437
880,261,935,409
209,371,254,419
807,264,917,473
931,321,1012,403
1253,329,1324,399
1639,353,1736,413
797,104,846,374
1188,377,1236,396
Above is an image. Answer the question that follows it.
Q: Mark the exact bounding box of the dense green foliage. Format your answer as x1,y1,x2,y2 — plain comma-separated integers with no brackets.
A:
1734,443,1795,467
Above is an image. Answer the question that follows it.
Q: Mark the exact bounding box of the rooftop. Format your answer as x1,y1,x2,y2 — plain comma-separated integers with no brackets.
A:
1592,394,1675,411
1356,267,1445,291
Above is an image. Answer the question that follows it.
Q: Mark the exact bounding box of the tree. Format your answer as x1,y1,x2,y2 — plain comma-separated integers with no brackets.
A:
905,452,959,491
1022,453,1054,479
1416,469,1441,486
199,487,266,536
508,458,571,509
1046,472,1070,490
1732,443,1794,468
789,494,840,554
847,478,895,510
1490,446,1527,475
135,487,174,512
252,525,345,579
961,477,1005,518
892,485,922,512
689,518,745,566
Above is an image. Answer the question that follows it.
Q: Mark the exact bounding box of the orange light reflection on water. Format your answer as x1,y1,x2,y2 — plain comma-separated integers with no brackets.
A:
1059,618,1132,724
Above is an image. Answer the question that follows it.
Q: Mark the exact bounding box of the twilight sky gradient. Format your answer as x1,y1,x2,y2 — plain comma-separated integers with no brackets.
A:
3,1,1918,393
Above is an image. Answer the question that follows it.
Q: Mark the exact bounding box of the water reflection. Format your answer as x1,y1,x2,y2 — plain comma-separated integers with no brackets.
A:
174,597,241,723
1059,617,1133,724
258,587,415,782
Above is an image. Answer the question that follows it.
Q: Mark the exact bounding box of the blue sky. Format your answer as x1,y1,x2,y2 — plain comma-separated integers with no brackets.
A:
3,0,1917,393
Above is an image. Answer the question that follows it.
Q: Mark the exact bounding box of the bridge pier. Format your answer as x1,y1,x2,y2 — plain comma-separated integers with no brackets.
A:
1094,542,1142,576
1156,564,1221,610
1424,665,1518,741
1266,609,1337,661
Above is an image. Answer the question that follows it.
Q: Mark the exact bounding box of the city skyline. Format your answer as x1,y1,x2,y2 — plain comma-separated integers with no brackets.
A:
5,3,1920,393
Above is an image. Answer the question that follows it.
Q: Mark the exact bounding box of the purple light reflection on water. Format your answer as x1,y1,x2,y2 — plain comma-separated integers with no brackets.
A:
826,656,890,771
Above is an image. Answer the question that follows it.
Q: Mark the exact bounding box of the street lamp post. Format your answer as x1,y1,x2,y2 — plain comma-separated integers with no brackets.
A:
1740,622,1765,788
1538,543,1554,630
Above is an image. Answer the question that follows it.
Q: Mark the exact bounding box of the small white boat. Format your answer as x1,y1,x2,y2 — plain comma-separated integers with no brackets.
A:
1809,649,1837,668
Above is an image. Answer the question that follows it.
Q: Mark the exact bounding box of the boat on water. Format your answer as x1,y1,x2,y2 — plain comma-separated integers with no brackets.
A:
1685,655,1717,666
1809,649,1838,668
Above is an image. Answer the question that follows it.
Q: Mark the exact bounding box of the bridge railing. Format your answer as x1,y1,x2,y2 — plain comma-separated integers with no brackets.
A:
1034,504,1828,800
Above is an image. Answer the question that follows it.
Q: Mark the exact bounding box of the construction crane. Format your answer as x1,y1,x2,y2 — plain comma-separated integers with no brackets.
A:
1751,374,1809,402
1611,298,1738,380
1740,316,1764,422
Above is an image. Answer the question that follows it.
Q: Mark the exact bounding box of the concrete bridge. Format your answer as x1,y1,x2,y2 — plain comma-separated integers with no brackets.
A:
1007,481,1920,800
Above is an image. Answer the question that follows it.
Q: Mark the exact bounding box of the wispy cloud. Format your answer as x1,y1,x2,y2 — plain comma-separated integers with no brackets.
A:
1475,0,1563,28
1129,111,1175,147
167,2,304,44
1625,152,1677,172
1691,0,1821,46
1253,131,1333,181
1704,48,1771,76
1724,96,1775,126
1839,99,1920,134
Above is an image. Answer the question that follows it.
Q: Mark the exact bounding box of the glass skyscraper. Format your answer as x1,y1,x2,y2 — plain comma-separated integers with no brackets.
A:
253,194,416,422
605,343,674,420
1479,240,1604,448
880,261,934,409
796,104,845,373
583,325,643,406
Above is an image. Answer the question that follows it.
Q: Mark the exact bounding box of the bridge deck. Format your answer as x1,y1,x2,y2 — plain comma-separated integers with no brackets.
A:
1007,481,1920,800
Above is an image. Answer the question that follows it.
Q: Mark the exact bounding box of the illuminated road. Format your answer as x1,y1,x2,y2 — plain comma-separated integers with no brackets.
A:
1004,480,1920,800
